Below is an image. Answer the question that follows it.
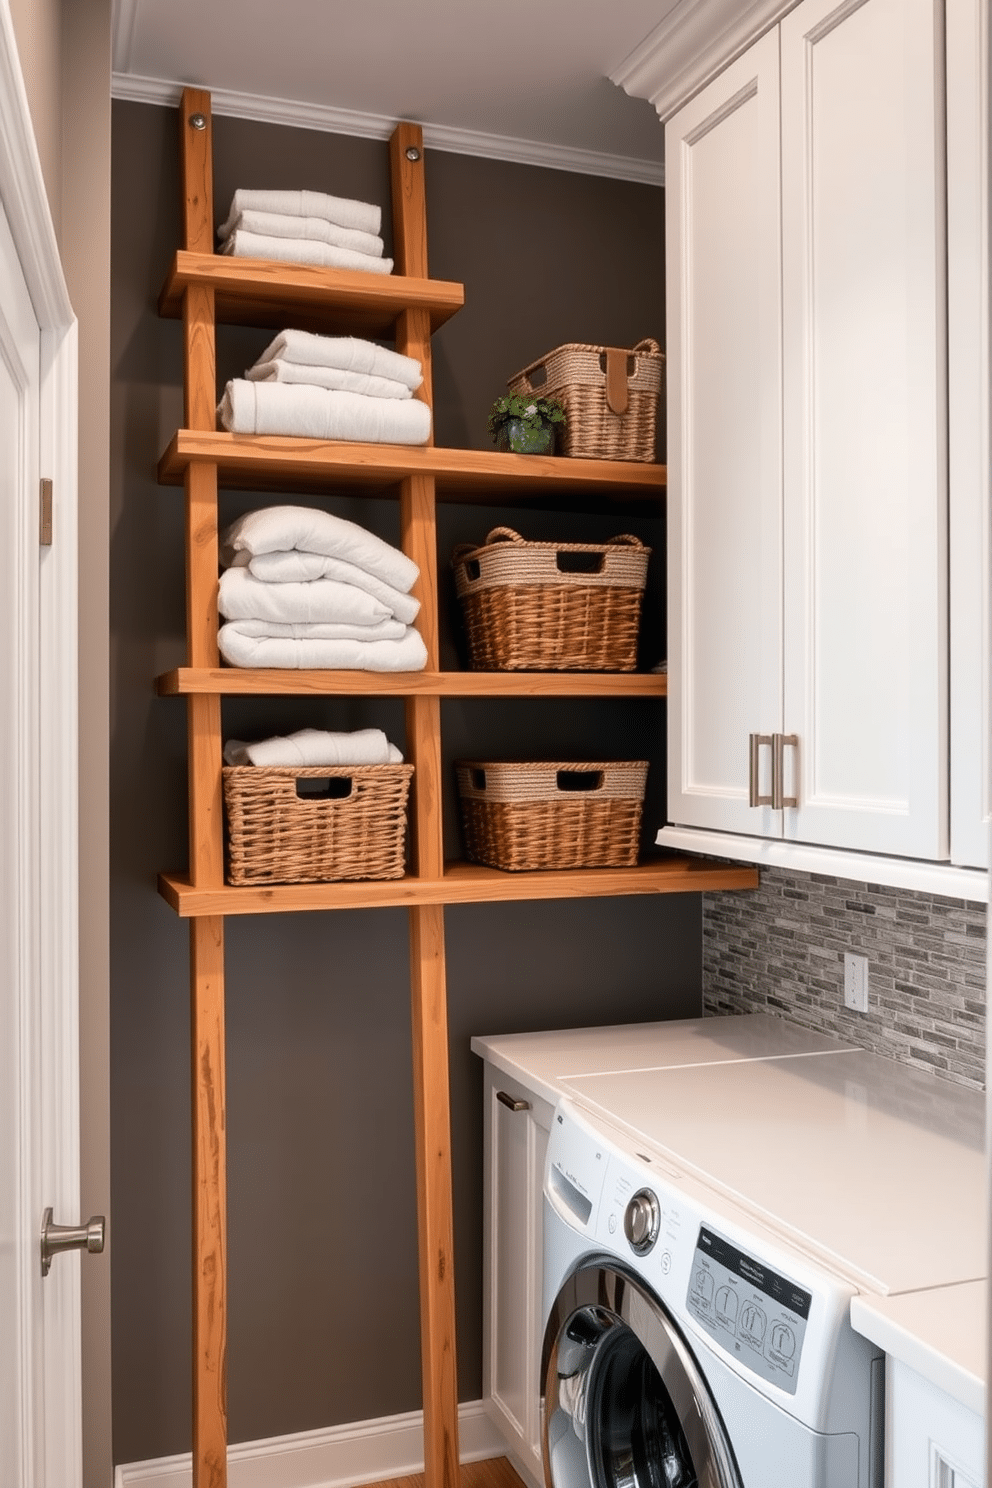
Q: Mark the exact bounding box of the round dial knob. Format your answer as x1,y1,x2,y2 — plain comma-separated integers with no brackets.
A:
623,1188,660,1255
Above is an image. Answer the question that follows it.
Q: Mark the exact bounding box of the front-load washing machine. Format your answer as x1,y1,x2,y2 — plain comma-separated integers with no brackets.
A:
542,1099,883,1488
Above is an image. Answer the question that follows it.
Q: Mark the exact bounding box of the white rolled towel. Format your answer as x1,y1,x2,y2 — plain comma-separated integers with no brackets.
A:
217,208,384,258
234,550,420,624
253,331,422,391
219,618,408,642
246,359,413,400
219,380,431,447
219,188,381,238
219,566,395,626
217,626,428,671
221,230,394,276
223,727,403,768
221,505,418,593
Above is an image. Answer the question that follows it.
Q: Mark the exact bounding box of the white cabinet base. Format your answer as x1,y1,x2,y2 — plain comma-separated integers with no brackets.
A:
481,1066,552,1488
886,1358,983,1488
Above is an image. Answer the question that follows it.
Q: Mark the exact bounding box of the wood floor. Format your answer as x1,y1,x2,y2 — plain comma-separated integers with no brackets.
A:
364,1457,530,1488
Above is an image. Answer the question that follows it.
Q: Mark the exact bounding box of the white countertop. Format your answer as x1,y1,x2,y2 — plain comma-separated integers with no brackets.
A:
470,1011,851,1108
850,1283,987,1416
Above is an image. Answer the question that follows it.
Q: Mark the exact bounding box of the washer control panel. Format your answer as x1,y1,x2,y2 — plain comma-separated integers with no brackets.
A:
686,1225,811,1396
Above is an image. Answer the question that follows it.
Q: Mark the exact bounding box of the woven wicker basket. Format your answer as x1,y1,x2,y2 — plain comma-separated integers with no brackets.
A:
507,338,664,462
455,760,648,872
452,527,650,672
223,764,413,885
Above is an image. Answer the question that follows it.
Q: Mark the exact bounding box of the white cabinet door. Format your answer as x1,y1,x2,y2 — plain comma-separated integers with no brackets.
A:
666,30,784,838
780,0,948,859
885,1358,983,1487
481,1066,551,1488
946,0,990,870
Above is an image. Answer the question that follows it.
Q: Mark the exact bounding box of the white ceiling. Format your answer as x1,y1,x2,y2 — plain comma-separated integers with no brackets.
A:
111,0,678,183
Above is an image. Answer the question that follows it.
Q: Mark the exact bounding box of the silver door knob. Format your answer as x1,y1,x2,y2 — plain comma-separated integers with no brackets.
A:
40,1206,105,1277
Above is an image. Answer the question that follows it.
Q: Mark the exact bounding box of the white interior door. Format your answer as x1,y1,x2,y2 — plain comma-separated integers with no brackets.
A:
665,29,785,838
780,0,948,858
0,183,81,1486
0,181,46,1488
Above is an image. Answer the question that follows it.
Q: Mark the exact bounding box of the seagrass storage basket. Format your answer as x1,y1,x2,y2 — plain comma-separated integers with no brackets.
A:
223,763,413,885
452,527,650,672
506,338,665,462
455,760,648,872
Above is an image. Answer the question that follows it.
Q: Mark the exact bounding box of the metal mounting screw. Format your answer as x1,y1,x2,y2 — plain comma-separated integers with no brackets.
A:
189,113,207,131
405,146,421,162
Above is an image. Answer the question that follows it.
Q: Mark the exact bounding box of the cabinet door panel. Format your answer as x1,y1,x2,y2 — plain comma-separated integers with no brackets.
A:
491,1087,531,1434
666,31,784,836
781,0,948,857
947,0,991,870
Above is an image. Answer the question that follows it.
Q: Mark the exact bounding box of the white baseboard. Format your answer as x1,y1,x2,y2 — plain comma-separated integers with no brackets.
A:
115,1400,507,1488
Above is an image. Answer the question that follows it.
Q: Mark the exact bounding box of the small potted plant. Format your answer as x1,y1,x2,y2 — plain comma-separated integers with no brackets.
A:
487,393,567,455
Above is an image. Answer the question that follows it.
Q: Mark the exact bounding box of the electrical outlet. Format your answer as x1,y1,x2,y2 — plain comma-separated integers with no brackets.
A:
843,952,869,1013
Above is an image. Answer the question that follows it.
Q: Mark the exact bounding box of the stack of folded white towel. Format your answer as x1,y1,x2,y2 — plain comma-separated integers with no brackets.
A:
218,329,431,445
218,188,392,275
224,727,403,768
217,503,428,671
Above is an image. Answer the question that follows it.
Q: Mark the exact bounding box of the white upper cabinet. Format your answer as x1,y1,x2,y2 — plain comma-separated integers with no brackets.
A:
778,0,947,858
665,31,784,841
662,0,988,889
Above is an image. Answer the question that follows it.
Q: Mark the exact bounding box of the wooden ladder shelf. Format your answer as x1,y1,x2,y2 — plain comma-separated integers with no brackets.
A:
163,83,757,1488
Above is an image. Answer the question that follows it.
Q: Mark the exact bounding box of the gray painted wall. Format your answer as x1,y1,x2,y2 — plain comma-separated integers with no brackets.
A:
703,868,986,1090
109,100,697,1464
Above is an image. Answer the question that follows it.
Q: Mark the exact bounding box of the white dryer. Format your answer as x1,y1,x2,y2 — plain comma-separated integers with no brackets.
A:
542,1099,884,1488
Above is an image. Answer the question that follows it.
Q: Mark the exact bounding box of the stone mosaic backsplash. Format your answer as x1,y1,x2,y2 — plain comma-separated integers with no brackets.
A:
702,867,987,1091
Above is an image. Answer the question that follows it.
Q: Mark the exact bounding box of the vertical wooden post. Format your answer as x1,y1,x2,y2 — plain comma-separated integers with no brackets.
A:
180,85,228,1488
409,904,460,1488
190,915,227,1488
390,122,460,1488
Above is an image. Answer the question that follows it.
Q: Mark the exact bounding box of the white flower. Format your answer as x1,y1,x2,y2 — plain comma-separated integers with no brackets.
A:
524,403,537,417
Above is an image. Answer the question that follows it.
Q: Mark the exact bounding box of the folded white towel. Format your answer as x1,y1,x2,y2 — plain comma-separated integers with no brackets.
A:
246,359,413,400
219,188,381,238
221,505,419,593
217,208,384,257
222,229,394,276
241,550,420,624
217,626,428,671
223,727,403,768
253,331,422,390
218,380,431,447
219,617,408,642
218,566,393,626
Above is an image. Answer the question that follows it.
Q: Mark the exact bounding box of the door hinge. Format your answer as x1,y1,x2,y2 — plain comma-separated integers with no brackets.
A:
39,478,52,546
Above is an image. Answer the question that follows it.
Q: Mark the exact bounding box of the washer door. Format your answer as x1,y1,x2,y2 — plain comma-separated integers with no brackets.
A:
543,1262,743,1488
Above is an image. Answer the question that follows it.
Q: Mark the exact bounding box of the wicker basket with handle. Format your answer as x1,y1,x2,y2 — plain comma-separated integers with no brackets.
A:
455,760,648,872
452,526,650,672
223,763,413,885
506,338,665,462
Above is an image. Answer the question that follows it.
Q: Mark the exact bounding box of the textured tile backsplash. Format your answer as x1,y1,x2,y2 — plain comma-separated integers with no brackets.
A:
703,868,987,1091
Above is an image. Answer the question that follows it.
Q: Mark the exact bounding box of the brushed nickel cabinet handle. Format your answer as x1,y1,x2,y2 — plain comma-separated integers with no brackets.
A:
496,1090,530,1113
748,733,775,807
773,733,799,809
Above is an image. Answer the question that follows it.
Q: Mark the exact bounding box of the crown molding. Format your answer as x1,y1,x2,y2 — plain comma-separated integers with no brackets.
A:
111,0,140,74
610,0,800,121
110,72,665,186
